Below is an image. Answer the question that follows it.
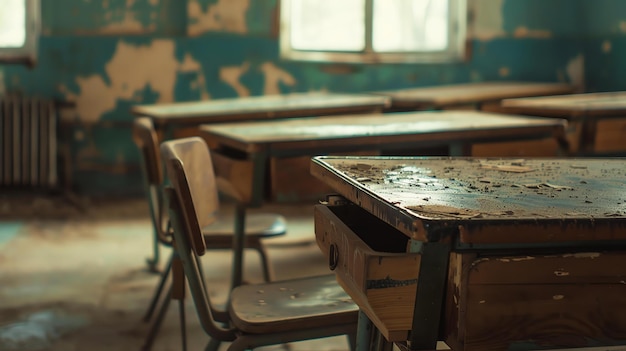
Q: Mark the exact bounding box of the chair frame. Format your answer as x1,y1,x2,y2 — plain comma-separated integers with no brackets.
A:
162,137,358,351
132,119,286,351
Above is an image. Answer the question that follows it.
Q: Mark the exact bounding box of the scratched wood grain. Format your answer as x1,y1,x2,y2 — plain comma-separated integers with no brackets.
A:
446,252,626,351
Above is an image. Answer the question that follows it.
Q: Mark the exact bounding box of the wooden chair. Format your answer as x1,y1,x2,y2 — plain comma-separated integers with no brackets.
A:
132,118,287,351
161,137,359,351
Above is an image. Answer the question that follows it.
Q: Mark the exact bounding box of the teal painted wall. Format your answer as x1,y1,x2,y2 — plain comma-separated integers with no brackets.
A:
0,0,585,195
582,0,626,92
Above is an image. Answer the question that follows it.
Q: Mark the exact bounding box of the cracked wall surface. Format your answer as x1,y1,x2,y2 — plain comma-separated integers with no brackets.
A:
1,0,612,195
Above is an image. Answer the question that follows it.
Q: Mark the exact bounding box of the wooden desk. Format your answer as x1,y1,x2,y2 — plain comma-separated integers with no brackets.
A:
132,92,390,138
311,156,626,351
374,82,575,111
199,110,568,289
498,91,626,155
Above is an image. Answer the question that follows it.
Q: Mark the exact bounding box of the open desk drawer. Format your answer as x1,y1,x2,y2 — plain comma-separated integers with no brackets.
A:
314,204,421,342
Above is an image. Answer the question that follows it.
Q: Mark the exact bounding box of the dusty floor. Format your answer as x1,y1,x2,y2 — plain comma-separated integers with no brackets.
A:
0,193,351,351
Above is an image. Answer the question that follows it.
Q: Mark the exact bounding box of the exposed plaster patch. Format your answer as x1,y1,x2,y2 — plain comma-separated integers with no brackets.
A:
220,62,251,97
99,15,146,34
62,40,180,124
259,62,296,95
620,21,626,33
180,54,210,100
513,26,552,39
99,0,153,34
187,0,249,35
469,0,505,41
602,40,612,53
149,0,159,5
566,54,585,91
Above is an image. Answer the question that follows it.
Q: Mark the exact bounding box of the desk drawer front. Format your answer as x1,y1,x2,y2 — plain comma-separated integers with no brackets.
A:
447,252,626,351
314,204,421,341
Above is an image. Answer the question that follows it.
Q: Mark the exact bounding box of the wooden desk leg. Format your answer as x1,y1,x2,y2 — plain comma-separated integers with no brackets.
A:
231,204,246,290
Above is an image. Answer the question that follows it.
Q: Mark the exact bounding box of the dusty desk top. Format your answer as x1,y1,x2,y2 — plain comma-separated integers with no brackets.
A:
311,156,626,245
199,110,567,154
501,91,626,118
131,92,390,126
373,81,575,109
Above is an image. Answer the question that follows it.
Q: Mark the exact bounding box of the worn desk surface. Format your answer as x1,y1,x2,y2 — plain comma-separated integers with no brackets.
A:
199,110,567,156
311,156,626,244
132,92,390,126
501,91,626,118
373,82,575,109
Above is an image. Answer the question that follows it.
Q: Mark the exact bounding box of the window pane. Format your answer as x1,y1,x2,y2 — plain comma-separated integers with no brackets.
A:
373,0,448,52
0,0,26,48
290,0,365,51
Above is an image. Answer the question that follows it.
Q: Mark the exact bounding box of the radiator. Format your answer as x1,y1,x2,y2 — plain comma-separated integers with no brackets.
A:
0,95,58,188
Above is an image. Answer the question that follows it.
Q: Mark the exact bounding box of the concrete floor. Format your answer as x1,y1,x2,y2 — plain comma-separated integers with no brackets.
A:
0,194,352,351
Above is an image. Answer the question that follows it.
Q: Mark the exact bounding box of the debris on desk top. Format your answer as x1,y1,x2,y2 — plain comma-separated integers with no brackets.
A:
328,157,626,220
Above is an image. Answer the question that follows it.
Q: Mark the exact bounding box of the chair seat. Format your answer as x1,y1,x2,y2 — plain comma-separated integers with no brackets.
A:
229,274,359,334
202,213,286,246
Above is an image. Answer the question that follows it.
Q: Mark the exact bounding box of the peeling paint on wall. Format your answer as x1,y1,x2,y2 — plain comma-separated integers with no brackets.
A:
179,54,211,100
62,40,180,124
99,14,148,34
513,26,552,39
259,62,296,95
621,22,626,33
99,0,152,35
220,62,251,97
469,0,505,41
566,54,585,90
187,0,249,35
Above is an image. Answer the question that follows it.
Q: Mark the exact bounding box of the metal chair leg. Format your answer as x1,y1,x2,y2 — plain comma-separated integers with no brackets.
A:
143,252,173,322
255,245,274,282
142,282,173,351
179,298,187,351
146,228,161,273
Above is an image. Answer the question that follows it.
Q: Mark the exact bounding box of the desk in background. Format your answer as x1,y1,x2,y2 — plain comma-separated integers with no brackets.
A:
198,110,568,289
374,81,575,111
132,92,390,139
497,91,626,156
311,156,626,351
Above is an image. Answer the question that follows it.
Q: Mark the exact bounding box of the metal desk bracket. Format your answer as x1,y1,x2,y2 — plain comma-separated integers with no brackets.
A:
408,241,451,350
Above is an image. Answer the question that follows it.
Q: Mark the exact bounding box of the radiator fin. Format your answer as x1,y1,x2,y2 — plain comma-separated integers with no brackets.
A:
0,96,58,188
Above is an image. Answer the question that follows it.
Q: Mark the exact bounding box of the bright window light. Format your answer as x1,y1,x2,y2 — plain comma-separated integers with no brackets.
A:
280,0,466,63
373,0,448,52
0,0,27,48
290,0,366,51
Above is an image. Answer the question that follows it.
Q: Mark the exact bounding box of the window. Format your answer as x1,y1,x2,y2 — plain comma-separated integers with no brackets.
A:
0,0,40,65
280,0,467,64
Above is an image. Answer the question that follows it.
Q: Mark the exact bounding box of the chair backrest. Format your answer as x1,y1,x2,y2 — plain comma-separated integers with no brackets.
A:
161,137,236,341
132,117,163,186
132,118,169,242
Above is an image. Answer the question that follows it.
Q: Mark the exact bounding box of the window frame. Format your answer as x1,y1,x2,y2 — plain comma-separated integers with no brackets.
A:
279,0,468,64
0,0,40,66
